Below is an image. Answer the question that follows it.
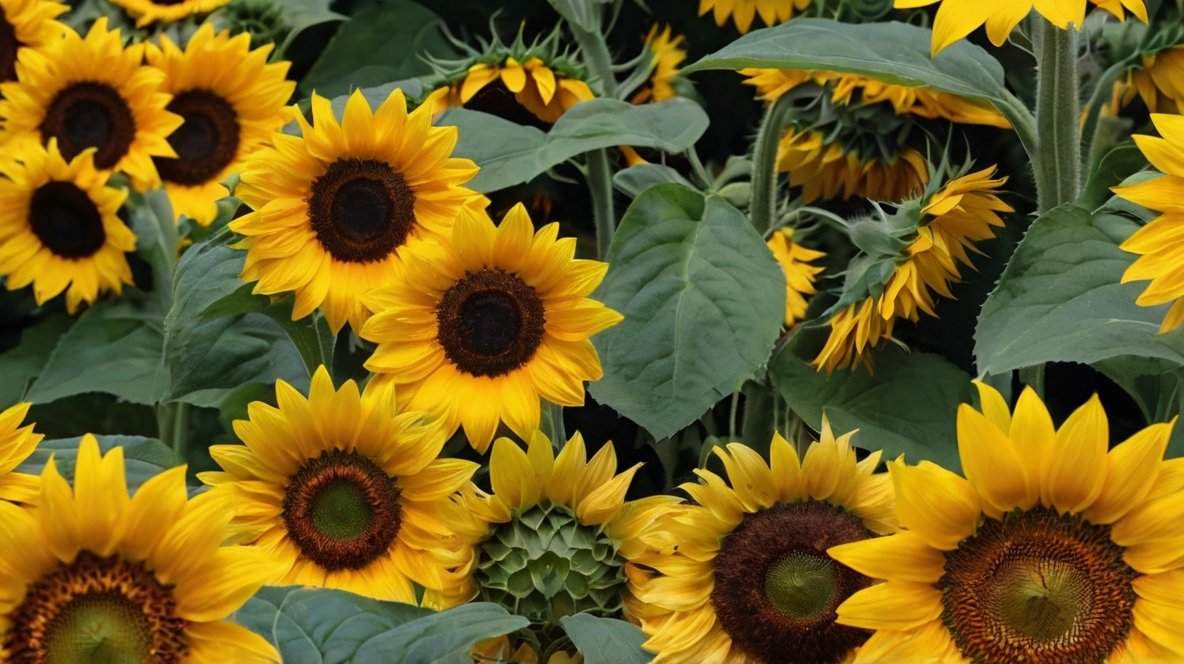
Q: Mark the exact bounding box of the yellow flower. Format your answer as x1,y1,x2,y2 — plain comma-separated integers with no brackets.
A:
145,23,294,226
361,204,622,453
0,17,182,190
0,0,68,83
813,166,1010,372
0,141,134,313
830,382,1182,663
767,228,825,328
626,424,895,663
0,402,41,504
778,128,930,203
698,0,809,33
423,56,594,126
230,88,480,333
632,25,687,104
198,366,481,608
1117,114,1184,332
0,435,279,662
106,0,229,27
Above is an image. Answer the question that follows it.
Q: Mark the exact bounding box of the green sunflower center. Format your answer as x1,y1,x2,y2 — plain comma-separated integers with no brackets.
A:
155,89,241,187
7,552,186,663
939,507,1137,664
763,550,839,621
29,181,107,259
40,82,136,169
0,15,18,82
282,449,402,571
308,158,416,265
437,268,546,378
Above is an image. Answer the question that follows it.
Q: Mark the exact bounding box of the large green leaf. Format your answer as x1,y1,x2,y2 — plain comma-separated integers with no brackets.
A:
443,98,709,193
561,614,652,664
1095,355,1184,457
975,205,1184,374
352,603,529,663
16,435,179,491
0,313,74,406
590,184,785,440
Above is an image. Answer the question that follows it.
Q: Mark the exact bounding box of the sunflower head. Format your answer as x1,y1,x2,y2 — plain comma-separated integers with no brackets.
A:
361,203,622,452
830,381,1182,662
107,0,230,27
698,0,811,33
626,423,895,663
767,228,825,328
0,434,280,662
210,0,290,49
0,0,68,83
630,25,688,105
0,401,41,504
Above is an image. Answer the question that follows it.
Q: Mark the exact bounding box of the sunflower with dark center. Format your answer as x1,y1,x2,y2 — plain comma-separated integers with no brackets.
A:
829,382,1184,662
0,435,279,662
361,203,623,453
0,402,41,504
0,141,135,313
423,55,594,127
145,23,294,225
0,0,67,83
231,88,481,333
107,0,230,27
0,17,182,191
198,366,485,607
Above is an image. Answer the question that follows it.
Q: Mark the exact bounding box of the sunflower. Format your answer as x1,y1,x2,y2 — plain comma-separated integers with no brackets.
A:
197,366,482,608
230,88,480,333
361,204,622,453
0,402,41,504
0,141,134,313
0,0,67,83
0,434,279,662
829,382,1182,663
106,0,230,27
698,0,808,33
1116,114,1184,332
626,423,895,663
0,17,182,190
424,55,594,127
813,166,1010,372
767,228,824,328
631,25,687,105
145,23,294,226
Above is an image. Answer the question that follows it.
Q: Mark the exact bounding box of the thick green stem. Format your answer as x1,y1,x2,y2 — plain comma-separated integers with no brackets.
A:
750,94,797,235
545,401,567,448
1034,21,1082,212
587,149,616,259
740,382,774,451
570,24,617,97
157,402,190,462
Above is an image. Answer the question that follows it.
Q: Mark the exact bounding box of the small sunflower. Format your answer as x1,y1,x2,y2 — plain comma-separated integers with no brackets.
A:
767,228,825,328
198,366,481,608
830,382,1182,663
361,204,623,453
813,166,1010,373
107,0,230,27
0,0,68,83
1116,113,1184,332
230,88,480,333
424,55,594,127
0,435,279,662
626,424,895,663
631,25,687,104
0,141,134,313
0,402,41,504
145,23,294,226
0,17,182,190
698,0,808,33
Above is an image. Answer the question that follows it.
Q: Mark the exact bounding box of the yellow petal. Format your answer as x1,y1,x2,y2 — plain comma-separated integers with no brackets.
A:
957,404,1030,516
1083,420,1174,525
828,531,946,584
835,581,944,631
890,459,981,551
1044,395,1109,513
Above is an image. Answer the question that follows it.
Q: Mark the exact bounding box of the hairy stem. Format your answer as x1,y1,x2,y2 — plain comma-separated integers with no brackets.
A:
1034,21,1082,212
750,94,797,235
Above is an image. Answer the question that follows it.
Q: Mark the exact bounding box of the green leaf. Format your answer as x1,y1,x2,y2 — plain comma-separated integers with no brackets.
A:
353,603,530,663
975,205,1184,374
1094,355,1184,456
276,0,346,57
0,313,74,405
546,0,611,31
16,435,179,490
613,164,695,199
589,184,785,440
561,614,652,664
444,98,709,193
1082,142,1148,210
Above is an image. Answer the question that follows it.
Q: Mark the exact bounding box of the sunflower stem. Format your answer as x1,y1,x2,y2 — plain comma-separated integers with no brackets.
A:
751,93,796,236
1034,21,1082,212
156,402,190,463
544,401,567,448
740,382,775,452
587,148,617,259
1020,364,1046,399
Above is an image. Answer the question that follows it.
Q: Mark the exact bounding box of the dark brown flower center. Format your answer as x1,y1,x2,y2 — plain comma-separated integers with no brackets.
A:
154,89,241,186
464,78,550,130
307,158,416,263
282,449,402,571
0,14,18,83
40,82,136,169
436,268,546,377
711,501,874,664
5,551,187,663
29,181,107,259
939,507,1137,664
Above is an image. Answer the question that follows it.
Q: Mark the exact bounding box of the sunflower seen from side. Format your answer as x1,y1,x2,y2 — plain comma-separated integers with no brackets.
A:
107,0,230,27
0,17,182,190
145,23,294,225
424,55,594,128
362,204,623,453
0,141,134,313
626,424,895,663
698,0,807,33
830,382,1183,663
0,0,67,83
767,228,825,328
0,435,279,662
231,88,480,333
198,366,481,608
631,25,687,105
0,402,41,504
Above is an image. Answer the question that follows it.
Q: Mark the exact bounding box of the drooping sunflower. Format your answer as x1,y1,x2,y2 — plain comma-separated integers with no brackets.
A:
1117,114,1184,333
767,228,825,328
0,0,67,83
145,23,294,226
106,0,230,27
0,435,279,662
813,166,1010,373
626,423,896,663
0,141,134,313
631,25,687,105
0,17,182,190
698,0,808,33
0,402,41,504
361,204,622,453
230,88,481,333
424,55,594,128
197,366,482,608
830,382,1182,663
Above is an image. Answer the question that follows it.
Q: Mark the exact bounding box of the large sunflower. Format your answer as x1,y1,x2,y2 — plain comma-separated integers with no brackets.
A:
830,382,1182,663
361,204,623,453
145,23,294,226
0,141,134,313
197,366,481,608
231,88,480,333
0,402,41,504
767,228,825,328
107,0,229,27
626,424,896,663
0,17,182,190
424,55,594,128
0,435,279,662
813,166,1010,372
698,0,808,33
0,0,67,83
